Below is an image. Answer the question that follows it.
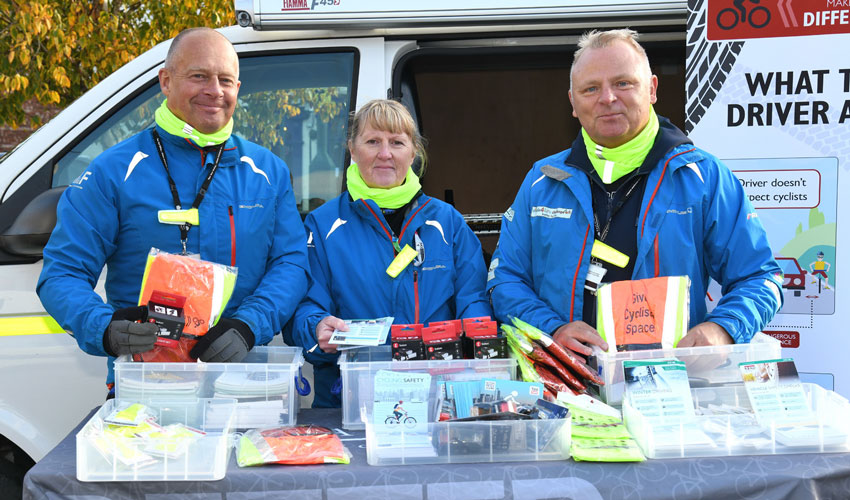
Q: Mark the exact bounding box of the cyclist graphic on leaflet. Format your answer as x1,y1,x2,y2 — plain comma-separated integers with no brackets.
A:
809,251,832,290
393,401,405,421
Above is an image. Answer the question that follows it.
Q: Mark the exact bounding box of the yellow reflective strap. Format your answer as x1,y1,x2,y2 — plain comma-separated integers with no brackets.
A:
157,208,199,226
386,244,418,278
591,239,629,268
0,315,66,336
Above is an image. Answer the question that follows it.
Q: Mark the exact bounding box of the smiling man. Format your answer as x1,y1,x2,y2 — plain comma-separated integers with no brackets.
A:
37,27,309,397
488,29,783,355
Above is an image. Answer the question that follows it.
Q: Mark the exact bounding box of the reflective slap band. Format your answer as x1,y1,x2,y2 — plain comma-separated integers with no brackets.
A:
591,239,629,268
158,208,199,226
386,244,418,278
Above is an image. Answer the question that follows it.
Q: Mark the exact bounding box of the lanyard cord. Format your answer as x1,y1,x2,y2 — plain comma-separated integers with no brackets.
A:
592,174,643,243
359,197,431,255
152,129,226,254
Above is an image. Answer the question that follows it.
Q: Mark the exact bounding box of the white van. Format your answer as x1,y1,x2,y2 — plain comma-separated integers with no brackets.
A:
0,1,689,493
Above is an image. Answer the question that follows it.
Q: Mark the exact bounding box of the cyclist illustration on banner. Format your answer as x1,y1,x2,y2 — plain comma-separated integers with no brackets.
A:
809,251,832,292
717,0,771,30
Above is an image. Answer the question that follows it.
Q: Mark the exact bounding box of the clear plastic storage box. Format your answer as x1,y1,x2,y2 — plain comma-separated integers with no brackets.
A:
115,346,305,428
76,398,236,481
338,345,517,430
624,383,850,459
588,332,781,406
365,417,571,465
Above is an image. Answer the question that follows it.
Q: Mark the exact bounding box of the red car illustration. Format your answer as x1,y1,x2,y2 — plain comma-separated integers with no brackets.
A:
776,256,807,296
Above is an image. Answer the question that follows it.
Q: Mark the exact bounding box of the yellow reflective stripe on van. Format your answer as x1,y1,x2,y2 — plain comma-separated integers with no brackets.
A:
0,316,66,336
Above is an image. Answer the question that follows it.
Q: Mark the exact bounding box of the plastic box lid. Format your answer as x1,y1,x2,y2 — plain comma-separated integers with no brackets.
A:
624,383,850,459
114,346,305,428
587,332,781,406
76,398,237,481
338,345,517,430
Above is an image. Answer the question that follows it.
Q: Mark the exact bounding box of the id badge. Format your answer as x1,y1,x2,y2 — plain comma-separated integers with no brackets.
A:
584,260,607,294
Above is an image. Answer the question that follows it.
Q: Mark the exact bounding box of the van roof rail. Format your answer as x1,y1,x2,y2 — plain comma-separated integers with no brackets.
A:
234,0,688,31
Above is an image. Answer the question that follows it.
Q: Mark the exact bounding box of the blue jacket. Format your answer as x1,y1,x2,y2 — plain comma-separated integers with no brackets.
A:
488,125,783,343
289,191,492,407
37,126,310,386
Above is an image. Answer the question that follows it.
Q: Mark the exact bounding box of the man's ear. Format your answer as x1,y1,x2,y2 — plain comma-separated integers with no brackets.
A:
158,68,171,97
568,89,577,118
648,74,658,104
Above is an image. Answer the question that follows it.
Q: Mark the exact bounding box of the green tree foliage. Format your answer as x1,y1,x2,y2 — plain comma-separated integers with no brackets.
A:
795,222,803,235
0,0,234,128
808,207,825,229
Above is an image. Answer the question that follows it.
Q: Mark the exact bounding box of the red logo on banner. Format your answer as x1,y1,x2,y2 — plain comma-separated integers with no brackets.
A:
708,0,850,41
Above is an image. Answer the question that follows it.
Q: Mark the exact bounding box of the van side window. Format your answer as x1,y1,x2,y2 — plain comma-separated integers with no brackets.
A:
52,50,356,216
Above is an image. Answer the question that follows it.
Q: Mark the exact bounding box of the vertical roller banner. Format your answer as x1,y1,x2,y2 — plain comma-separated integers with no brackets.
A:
687,0,850,397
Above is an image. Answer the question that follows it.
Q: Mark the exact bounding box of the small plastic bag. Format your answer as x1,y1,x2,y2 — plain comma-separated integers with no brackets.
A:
103,402,155,427
139,423,206,459
236,425,350,466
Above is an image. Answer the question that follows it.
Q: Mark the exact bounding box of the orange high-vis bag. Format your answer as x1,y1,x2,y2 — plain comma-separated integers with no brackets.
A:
134,248,237,362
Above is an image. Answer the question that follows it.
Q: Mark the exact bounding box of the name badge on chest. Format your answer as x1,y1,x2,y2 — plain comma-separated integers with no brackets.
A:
584,260,608,294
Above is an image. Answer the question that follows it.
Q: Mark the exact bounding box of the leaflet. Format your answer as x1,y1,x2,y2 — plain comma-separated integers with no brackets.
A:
370,370,435,457
739,358,815,426
622,358,695,420
329,317,393,347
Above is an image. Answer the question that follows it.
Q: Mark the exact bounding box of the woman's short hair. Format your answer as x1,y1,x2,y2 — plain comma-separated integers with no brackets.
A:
348,99,427,175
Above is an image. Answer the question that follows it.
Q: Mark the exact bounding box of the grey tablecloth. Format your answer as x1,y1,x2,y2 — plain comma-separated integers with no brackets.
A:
23,408,850,499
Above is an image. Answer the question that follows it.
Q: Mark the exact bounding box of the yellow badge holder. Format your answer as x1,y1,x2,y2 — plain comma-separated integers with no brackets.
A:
157,208,199,226
386,244,418,278
591,239,629,268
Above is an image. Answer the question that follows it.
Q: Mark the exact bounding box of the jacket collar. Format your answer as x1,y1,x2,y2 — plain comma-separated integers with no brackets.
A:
152,125,240,166
348,192,430,239
562,115,693,177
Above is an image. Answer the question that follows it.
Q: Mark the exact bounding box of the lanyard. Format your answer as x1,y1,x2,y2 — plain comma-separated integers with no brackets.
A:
152,129,225,255
592,174,643,242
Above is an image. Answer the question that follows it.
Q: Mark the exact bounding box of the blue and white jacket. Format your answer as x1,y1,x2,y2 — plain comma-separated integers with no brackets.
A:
488,122,783,343
290,191,492,406
37,125,310,385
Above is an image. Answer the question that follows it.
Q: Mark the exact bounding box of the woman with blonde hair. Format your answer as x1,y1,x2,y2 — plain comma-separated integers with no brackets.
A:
289,99,491,407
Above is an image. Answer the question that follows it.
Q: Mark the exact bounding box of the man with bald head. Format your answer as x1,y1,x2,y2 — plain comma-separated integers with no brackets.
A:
489,29,783,356
38,27,309,397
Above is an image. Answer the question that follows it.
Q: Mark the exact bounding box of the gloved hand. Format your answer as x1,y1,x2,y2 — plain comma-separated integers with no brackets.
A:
103,305,158,357
189,318,255,363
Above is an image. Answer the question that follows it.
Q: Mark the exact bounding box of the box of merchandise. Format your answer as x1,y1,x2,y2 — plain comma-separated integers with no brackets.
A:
365,416,570,465
338,345,517,430
76,398,236,481
364,373,569,465
115,346,305,429
624,383,850,459
587,332,781,406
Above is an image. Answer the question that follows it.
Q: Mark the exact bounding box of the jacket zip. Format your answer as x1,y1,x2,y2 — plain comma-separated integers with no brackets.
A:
228,206,236,266
360,198,431,324
414,270,420,324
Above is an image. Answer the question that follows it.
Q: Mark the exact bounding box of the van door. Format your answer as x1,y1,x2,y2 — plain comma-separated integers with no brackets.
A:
390,34,686,258
0,30,371,470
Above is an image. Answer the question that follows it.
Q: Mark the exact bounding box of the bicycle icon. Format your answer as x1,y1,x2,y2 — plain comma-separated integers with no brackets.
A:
717,0,771,30
385,410,417,428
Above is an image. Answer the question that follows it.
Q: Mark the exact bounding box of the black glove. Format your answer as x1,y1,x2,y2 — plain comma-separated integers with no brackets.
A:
189,318,255,363
103,306,158,357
